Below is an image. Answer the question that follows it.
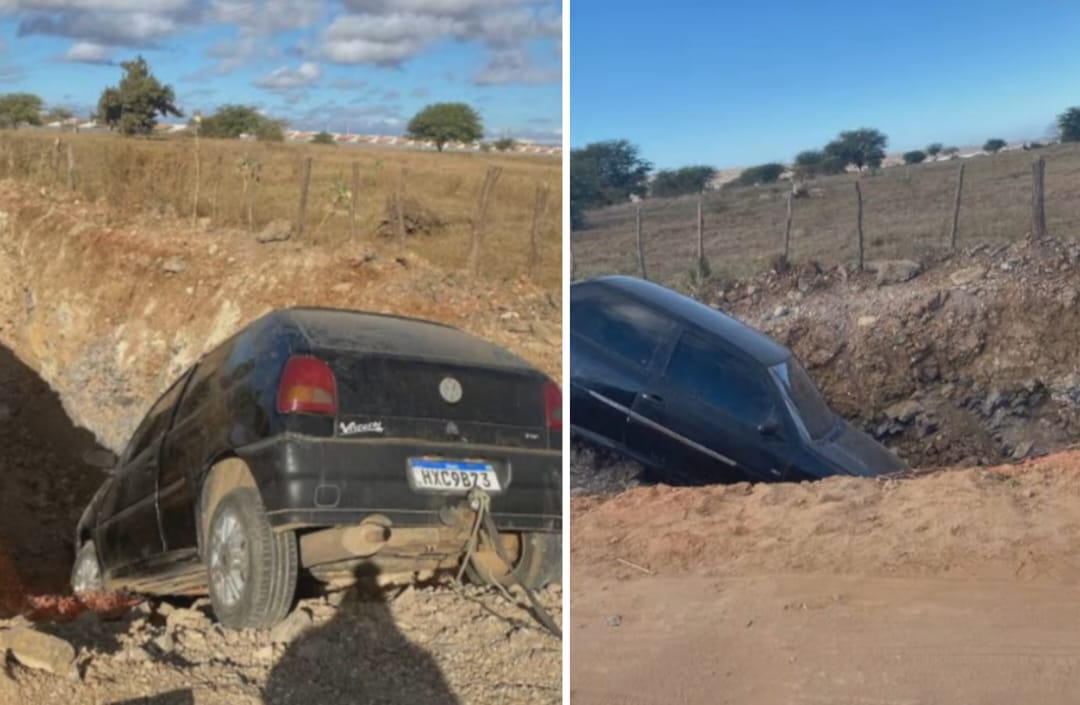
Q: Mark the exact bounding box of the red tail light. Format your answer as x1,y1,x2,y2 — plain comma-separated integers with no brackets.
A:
277,355,338,415
544,381,563,432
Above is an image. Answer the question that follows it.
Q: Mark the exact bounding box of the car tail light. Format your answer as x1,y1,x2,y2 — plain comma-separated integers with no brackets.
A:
277,355,338,415
544,381,563,432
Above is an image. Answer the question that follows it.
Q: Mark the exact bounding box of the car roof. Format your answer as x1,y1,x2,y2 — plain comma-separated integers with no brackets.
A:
261,307,537,372
574,276,791,366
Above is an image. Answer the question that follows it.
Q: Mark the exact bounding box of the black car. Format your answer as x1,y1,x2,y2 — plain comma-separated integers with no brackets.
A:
72,307,562,628
570,276,905,484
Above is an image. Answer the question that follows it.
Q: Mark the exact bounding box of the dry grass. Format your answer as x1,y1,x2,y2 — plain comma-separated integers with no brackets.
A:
573,142,1080,288
0,130,562,287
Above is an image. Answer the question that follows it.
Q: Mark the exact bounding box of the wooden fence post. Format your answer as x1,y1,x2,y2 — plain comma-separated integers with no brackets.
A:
635,203,648,280
854,180,864,271
783,192,794,262
295,156,312,240
1032,156,1047,239
696,194,706,278
528,184,549,280
949,162,965,250
65,142,75,191
350,161,360,240
468,166,502,275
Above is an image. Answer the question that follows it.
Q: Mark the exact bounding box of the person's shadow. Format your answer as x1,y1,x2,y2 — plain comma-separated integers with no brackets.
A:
263,565,460,705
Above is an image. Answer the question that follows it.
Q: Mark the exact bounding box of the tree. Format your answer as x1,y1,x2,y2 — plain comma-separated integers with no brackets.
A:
903,150,926,164
824,128,888,170
983,138,1006,153
492,137,517,152
311,131,336,145
406,102,482,151
1057,107,1080,143
942,146,960,158
926,143,943,158
97,56,182,135
43,106,74,124
199,104,273,139
0,93,43,129
650,165,716,198
570,139,652,228
793,149,824,178
734,162,785,187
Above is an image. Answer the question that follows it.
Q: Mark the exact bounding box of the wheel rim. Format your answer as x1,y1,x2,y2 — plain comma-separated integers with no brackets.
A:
209,509,248,607
72,548,101,593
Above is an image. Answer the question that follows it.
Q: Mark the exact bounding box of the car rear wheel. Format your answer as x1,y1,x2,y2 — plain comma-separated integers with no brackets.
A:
207,488,298,629
71,540,104,595
465,531,561,590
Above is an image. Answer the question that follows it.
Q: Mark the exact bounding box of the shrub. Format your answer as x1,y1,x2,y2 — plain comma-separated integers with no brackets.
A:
903,150,926,164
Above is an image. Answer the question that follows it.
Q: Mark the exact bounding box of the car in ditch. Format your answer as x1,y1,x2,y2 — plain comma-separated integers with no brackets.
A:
72,307,562,629
570,276,905,484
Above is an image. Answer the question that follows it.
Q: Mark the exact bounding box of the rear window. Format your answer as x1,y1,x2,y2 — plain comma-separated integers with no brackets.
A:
663,332,774,425
333,356,545,427
571,291,672,368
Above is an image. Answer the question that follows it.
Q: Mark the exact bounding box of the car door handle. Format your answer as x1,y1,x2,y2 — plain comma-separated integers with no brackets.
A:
640,392,664,405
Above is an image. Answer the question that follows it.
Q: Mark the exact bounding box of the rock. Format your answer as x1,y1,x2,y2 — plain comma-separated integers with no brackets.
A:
772,305,789,319
606,615,622,628
883,400,924,424
950,266,986,286
149,633,175,656
856,315,878,327
1012,441,1035,460
270,607,314,644
0,628,76,676
871,260,922,286
166,606,210,631
256,219,292,243
162,256,187,274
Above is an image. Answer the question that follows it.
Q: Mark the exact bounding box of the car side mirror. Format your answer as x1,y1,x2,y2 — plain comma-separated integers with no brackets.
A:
83,448,119,471
757,418,781,437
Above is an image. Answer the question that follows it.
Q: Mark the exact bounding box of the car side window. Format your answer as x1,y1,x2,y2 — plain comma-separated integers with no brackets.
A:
663,332,774,425
571,291,671,368
124,370,192,462
175,341,233,423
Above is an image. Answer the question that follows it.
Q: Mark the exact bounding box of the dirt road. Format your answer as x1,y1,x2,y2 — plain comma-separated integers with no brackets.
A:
571,453,1080,705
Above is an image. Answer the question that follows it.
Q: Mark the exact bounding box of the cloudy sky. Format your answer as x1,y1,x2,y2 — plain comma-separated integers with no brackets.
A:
0,0,562,142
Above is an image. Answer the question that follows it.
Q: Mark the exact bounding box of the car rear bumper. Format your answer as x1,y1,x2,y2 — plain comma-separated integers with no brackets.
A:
236,433,562,533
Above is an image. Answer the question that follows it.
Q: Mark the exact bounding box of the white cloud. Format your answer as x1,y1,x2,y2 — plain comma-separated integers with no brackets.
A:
62,41,114,64
473,47,558,85
255,61,322,90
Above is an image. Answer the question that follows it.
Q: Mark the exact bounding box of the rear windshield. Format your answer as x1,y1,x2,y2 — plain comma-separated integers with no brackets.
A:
333,355,545,427
770,358,835,441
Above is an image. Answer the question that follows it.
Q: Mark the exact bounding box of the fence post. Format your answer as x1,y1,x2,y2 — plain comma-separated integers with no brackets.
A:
696,194,706,278
635,203,648,280
528,184,549,280
1032,156,1047,239
854,180,864,271
949,162,965,250
783,192,794,262
295,156,312,240
468,166,502,275
350,161,360,240
65,142,75,191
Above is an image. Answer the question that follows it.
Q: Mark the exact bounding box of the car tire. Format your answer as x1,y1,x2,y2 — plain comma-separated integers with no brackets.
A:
206,487,298,630
465,531,561,590
71,540,104,595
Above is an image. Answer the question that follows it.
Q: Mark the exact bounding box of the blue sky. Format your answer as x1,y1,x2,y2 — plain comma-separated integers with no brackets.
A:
571,0,1080,168
0,0,562,142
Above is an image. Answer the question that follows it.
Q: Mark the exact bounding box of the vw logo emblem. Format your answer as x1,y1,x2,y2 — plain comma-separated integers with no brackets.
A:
446,421,460,436
439,377,463,404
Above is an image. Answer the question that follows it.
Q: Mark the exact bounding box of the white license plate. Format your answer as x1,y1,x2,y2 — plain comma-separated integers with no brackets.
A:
407,458,502,493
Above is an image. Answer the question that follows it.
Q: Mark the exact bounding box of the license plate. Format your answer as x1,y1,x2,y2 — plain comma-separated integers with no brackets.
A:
407,458,502,493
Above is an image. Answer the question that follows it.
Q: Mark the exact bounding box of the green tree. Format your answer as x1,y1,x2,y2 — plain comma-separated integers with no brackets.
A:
311,131,336,145
793,149,825,178
406,102,483,151
493,136,517,151
926,143,943,158
198,104,261,138
903,150,926,164
570,139,653,229
942,146,960,157
96,56,182,135
650,165,716,198
983,138,1007,153
824,128,888,170
734,162,785,187
0,93,44,129
1057,107,1080,142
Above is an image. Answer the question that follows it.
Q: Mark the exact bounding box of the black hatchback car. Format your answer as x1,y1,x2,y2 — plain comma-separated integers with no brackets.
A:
72,308,562,628
570,276,905,484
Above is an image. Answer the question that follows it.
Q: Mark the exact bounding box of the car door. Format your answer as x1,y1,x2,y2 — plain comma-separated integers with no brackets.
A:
95,370,192,578
626,329,793,484
569,285,676,453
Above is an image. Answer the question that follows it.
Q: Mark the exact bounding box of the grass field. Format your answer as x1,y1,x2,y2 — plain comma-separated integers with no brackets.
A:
573,142,1080,288
0,130,562,287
